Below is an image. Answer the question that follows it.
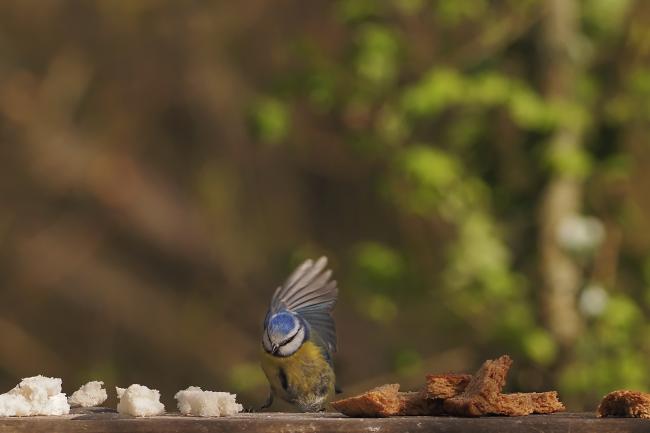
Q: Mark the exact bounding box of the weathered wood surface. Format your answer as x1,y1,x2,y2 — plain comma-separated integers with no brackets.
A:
0,408,647,433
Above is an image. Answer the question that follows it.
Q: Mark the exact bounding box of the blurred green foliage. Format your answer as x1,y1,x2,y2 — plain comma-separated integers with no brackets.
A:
248,97,291,145
0,0,649,412
251,0,650,409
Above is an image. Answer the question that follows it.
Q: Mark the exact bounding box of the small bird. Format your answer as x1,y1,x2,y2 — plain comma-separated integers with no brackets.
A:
260,256,339,412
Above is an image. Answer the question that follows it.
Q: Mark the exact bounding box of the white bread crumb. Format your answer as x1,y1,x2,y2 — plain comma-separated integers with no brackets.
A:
68,381,107,407
174,386,243,417
0,375,70,416
116,384,164,417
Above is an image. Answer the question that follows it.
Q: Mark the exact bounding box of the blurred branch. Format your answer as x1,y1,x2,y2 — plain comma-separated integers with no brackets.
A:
592,220,622,287
12,222,253,380
0,50,245,286
538,0,584,350
453,5,545,68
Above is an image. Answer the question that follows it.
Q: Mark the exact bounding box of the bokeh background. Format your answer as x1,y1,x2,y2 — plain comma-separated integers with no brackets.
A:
0,0,649,412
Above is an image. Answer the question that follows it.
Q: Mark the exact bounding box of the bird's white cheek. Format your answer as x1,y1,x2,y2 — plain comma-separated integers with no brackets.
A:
278,327,305,356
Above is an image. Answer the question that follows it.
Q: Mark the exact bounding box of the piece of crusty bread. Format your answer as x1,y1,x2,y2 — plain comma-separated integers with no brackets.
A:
443,355,565,417
443,355,513,416
425,374,472,399
397,391,445,416
331,385,444,417
331,384,402,417
494,392,565,416
597,390,650,419
333,355,565,418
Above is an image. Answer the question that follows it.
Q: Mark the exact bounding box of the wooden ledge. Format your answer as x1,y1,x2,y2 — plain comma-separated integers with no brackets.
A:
0,408,647,433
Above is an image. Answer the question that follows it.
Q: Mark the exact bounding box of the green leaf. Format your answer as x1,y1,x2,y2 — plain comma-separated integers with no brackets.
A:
336,0,383,22
584,0,632,36
355,24,400,88
402,68,465,116
355,241,406,283
401,145,460,189
544,141,593,179
437,0,487,25
248,97,291,144
470,73,512,106
394,349,422,376
508,86,554,130
523,328,558,366
362,294,398,323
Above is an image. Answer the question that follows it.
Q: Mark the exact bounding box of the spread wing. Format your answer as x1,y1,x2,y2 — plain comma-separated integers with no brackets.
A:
270,256,338,353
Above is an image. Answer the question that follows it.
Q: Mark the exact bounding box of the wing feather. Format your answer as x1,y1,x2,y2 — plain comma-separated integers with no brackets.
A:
300,309,337,353
291,283,337,313
279,257,328,305
284,273,335,310
269,256,338,353
271,257,331,311
284,259,314,291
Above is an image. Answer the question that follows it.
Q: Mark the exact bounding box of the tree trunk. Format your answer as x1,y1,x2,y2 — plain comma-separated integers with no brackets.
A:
538,0,584,350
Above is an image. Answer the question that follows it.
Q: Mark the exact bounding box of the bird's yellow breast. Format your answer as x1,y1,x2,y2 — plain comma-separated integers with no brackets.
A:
261,340,335,412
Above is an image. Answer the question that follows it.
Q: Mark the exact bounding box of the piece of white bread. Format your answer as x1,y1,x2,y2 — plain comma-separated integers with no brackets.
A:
174,386,243,417
116,384,165,417
0,375,70,416
68,381,108,408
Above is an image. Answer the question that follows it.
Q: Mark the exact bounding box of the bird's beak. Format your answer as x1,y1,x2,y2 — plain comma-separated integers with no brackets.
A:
272,344,279,354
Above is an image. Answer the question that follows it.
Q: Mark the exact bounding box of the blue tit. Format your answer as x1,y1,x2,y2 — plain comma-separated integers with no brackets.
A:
260,256,339,412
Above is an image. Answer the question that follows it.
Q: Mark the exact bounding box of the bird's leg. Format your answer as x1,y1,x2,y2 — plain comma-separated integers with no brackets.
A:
257,391,274,412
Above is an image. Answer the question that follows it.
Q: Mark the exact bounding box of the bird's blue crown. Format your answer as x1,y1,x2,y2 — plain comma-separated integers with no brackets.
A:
267,311,297,336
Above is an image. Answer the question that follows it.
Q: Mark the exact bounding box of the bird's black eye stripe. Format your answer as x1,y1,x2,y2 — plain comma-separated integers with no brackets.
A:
278,328,300,348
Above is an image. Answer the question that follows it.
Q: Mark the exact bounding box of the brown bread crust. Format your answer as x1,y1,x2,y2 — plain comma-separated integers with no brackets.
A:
425,374,472,399
597,390,650,419
442,355,565,417
443,355,513,416
333,355,565,418
397,391,445,416
332,386,445,417
330,384,401,417
495,392,566,416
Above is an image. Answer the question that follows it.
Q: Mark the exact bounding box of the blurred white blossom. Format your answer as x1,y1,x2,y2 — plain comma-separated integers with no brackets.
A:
579,284,609,317
557,214,605,254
